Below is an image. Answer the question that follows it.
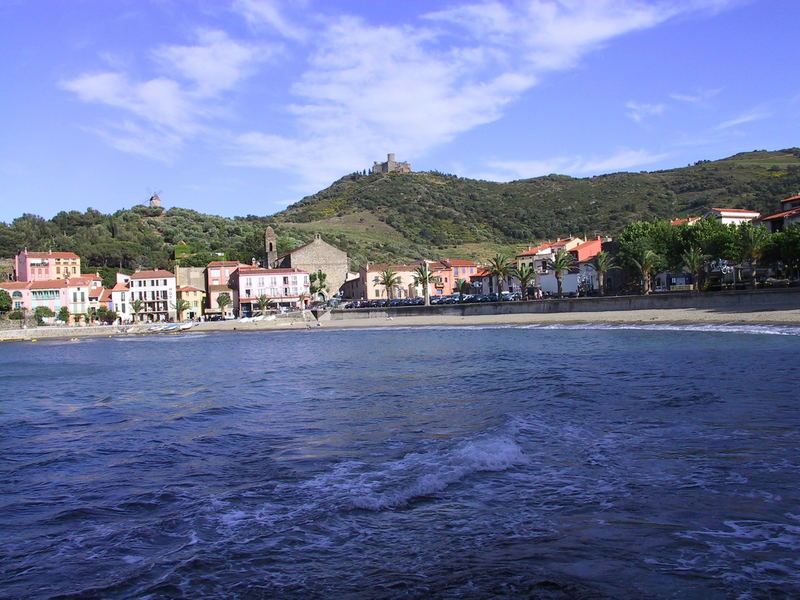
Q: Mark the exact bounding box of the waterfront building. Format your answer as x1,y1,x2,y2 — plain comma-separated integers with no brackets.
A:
0,281,31,311
205,261,248,318
176,286,206,320
232,266,310,314
271,233,349,301
14,250,81,282
342,264,420,300
121,270,177,322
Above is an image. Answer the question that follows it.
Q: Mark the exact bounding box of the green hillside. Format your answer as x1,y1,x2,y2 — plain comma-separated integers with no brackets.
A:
2,148,799,273
273,148,800,263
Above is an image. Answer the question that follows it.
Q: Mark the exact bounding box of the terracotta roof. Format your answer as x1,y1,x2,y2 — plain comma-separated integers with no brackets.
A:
0,281,30,290
20,251,79,259
130,269,175,279
88,288,103,299
443,258,477,267
761,207,800,221
517,242,556,257
29,279,69,289
780,195,800,204
237,267,307,275
65,277,94,286
670,216,701,226
99,289,113,302
80,273,103,280
110,282,129,292
177,285,205,292
206,261,244,267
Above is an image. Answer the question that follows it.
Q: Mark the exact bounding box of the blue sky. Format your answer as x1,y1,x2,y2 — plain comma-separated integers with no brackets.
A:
2,0,798,223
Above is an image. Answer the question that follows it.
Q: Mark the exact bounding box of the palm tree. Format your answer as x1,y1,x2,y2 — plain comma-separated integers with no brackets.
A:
217,292,231,317
298,292,308,311
172,298,190,321
131,299,144,322
454,278,470,303
628,247,661,295
592,251,617,296
681,246,705,292
375,268,400,300
256,294,272,315
738,222,769,288
511,263,537,300
309,271,328,301
545,248,574,298
413,263,435,305
485,254,510,297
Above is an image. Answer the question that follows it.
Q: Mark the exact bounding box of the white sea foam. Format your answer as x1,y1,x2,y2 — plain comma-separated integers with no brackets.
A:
304,436,528,511
519,322,800,336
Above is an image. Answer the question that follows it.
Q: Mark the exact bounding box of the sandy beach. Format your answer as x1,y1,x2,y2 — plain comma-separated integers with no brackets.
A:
192,305,800,333
2,303,798,341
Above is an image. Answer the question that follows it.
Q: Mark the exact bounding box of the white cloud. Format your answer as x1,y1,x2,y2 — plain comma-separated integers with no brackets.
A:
670,88,721,105
230,1,693,186
626,101,666,123
153,29,270,96
234,0,308,41
478,148,670,181
62,30,267,155
716,109,771,130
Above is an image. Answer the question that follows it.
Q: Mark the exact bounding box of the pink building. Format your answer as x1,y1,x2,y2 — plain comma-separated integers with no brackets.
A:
205,260,248,317
233,266,310,314
14,250,81,281
0,281,31,311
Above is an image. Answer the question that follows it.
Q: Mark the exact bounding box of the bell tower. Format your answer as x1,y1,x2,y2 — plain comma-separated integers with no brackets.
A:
264,226,277,268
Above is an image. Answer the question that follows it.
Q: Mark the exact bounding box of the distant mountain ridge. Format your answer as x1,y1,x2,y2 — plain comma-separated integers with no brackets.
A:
2,148,799,270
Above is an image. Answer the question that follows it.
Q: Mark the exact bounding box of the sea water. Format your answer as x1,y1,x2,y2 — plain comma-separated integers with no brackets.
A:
1,325,799,599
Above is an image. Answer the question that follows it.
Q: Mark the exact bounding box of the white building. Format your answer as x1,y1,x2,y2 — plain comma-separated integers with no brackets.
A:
705,208,761,226
114,269,177,322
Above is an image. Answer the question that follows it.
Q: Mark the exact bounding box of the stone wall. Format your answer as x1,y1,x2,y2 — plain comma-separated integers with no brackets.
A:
329,288,800,321
280,237,349,299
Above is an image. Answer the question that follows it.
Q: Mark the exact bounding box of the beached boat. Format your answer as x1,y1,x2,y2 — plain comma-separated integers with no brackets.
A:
179,322,194,331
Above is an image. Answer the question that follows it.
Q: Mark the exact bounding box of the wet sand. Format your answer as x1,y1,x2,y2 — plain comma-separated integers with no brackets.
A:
190,306,800,333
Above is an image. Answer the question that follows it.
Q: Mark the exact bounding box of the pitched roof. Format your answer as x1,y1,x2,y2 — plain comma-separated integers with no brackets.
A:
110,282,129,292
780,195,800,204
177,285,205,292
206,261,245,267
21,251,79,259
670,216,701,226
761,207,800,221
0,281,30,290
517,241,557,257
237,267,307,275
443,258,477,267
709,208,761,215
130,269,175,279
99,289,113,302
29,279,69,289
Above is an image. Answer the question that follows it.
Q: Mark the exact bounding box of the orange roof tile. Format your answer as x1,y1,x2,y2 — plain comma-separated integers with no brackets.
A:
670,216,701,226
21,251,80,259
780,195,800,204
761,207,800,221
